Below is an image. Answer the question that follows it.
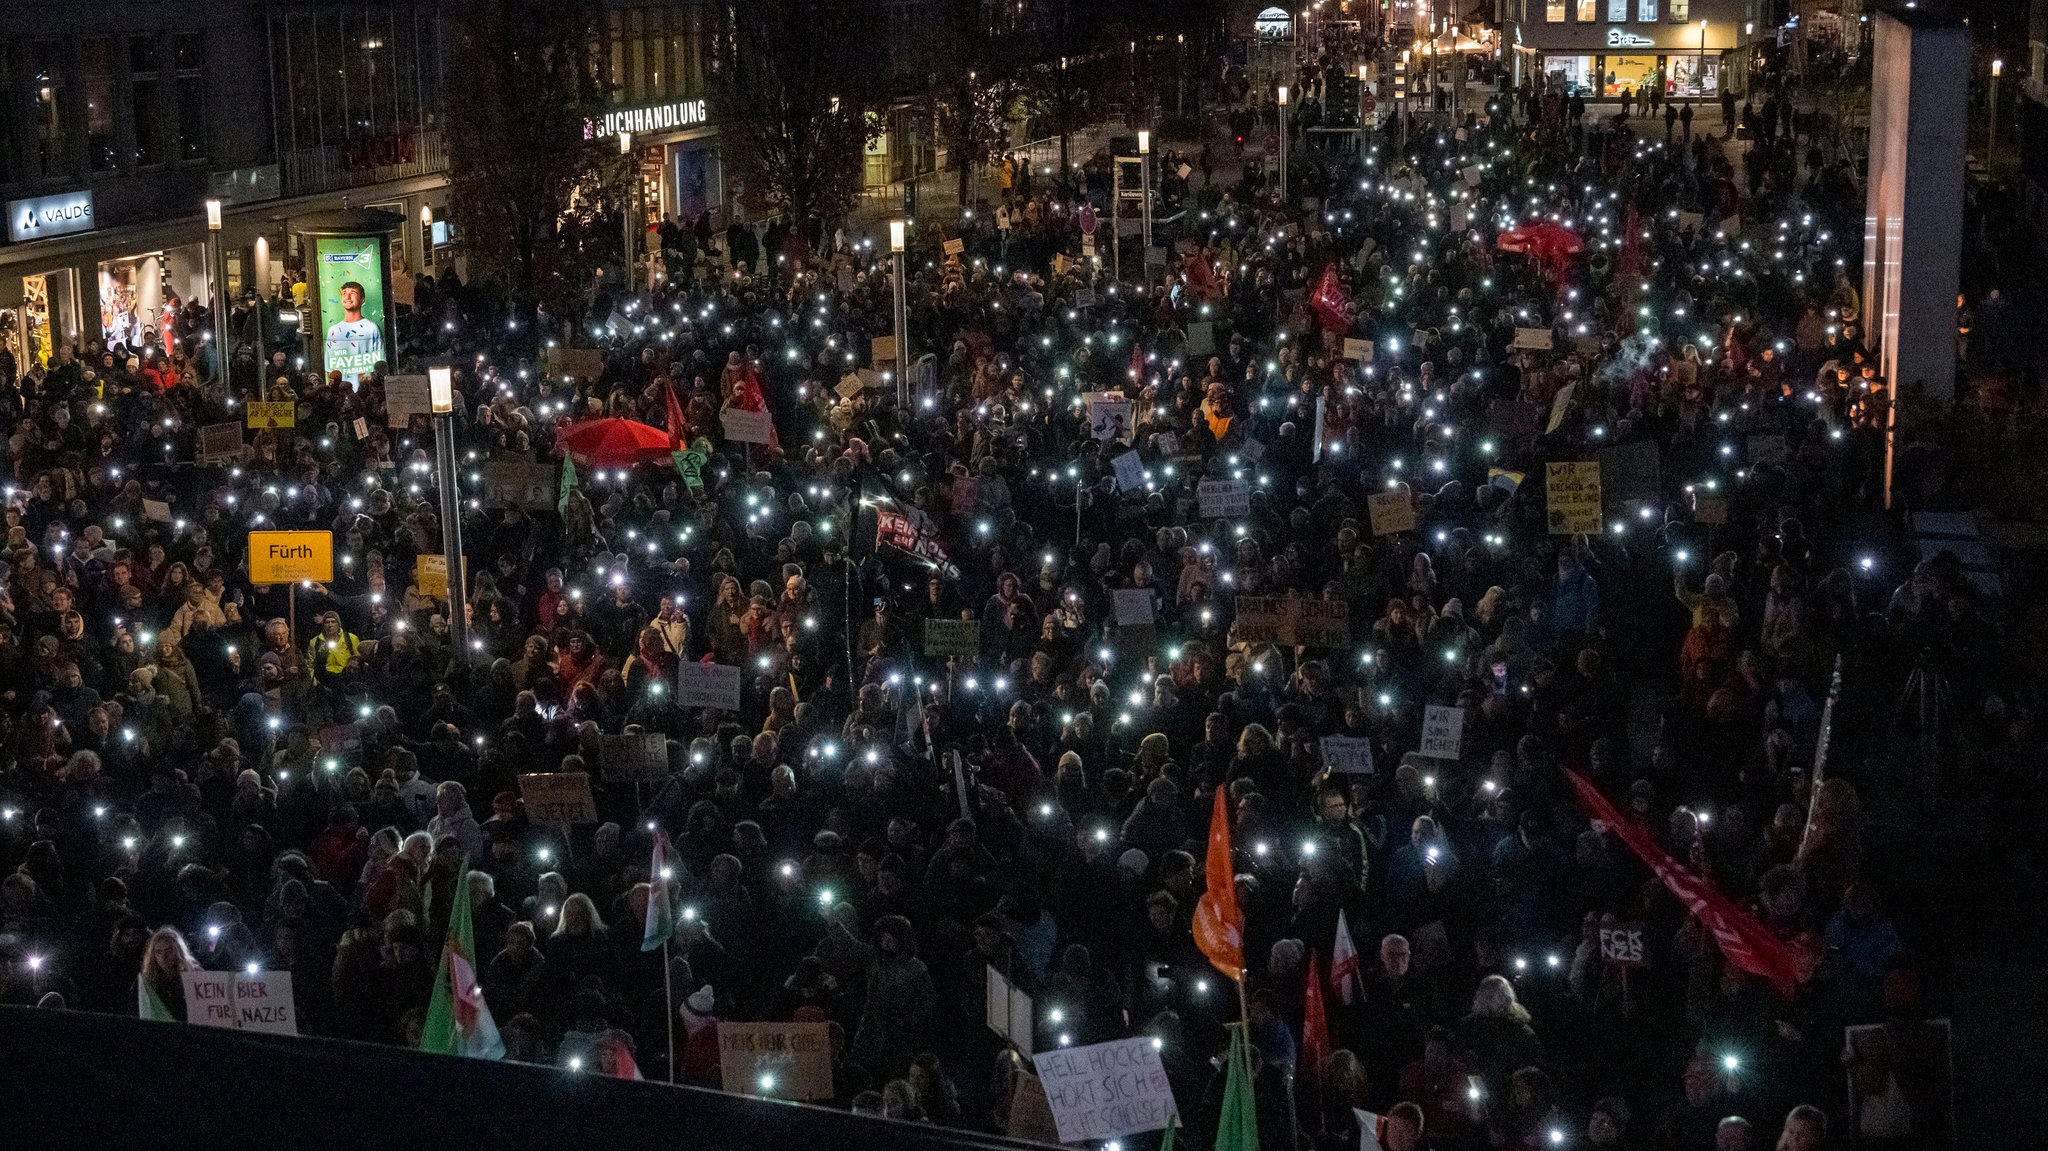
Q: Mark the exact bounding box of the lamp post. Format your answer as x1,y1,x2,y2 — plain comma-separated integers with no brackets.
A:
1358,62,1370,134
889,219,910,409
1138,129,1153,262
1277,85,1290,201
428,364,468,660
205,199,230,389
1697,20,1708,102
619,131,636,284
1989,58,2003,169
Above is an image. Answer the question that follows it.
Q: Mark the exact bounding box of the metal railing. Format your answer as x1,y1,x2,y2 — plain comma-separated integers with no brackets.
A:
280,128,448,198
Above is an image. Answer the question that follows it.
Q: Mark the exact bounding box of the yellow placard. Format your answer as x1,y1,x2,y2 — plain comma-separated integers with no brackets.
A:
1545,461,1603,535
248,531,334,585
415,554,449,599
245,402,296,430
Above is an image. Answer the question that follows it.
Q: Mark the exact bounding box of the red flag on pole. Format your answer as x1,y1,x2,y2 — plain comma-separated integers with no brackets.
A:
1310,263,1352,333
1193,788,1245,980
662,379,690,450
1562,769,1804,997
1300,950,1331,1081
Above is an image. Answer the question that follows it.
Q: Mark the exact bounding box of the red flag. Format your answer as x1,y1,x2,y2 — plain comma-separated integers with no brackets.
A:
1193,788,1245,980
1300,950,1330,1081
662,379,690,450
1563,769,1803,997
1310,263,1351,333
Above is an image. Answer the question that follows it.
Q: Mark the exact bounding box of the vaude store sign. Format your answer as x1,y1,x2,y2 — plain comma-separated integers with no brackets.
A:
587,98,709,140
8,190,95,243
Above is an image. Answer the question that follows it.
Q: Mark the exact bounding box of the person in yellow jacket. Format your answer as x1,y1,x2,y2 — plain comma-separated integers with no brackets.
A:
306,611,362,682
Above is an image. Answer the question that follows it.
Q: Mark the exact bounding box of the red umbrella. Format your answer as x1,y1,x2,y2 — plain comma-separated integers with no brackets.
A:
1496,223,1585,283
556,417,675,469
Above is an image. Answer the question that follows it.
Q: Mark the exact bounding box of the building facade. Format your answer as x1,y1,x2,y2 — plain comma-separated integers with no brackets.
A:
0,0,720,366
1502,0,1768,99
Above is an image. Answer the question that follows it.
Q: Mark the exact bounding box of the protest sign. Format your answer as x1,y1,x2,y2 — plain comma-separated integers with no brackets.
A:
1032,1037,1180,1143
870,335,898,365
718,1021,834,1100
942,237,966,257
1598,923,1648,967
1085,392,1136,444
517,772,598,824
1342,338,1373,363
353,416,370,440
1233,596,1349,648
548,347,605,381
1111,450,1145,492
248,531,334,585
1420,705,1465,760
720,408,774,444
142,499,172,523
1112,588,1156,627
985,965,1034,1055
384,375,433,426
1320,735,1376,774
1512,327,1554,351
1367,490,1416,537
181,970,237,1029
1197,479,1250,518
245,402,295,430
1546,461,1603,534
600,733,670,783
1007,1072,1062,1144
197,422,244,465
414,555,453,601
924,618,981,658
1293,598,1351,647
182,970,298,1035
480,459,555,510
676,662,743,711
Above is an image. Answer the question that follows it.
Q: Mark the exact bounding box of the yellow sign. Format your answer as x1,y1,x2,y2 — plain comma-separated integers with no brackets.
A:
248,531,334,585
1545,461,1603,535
415,554,449,599
246,402,296,430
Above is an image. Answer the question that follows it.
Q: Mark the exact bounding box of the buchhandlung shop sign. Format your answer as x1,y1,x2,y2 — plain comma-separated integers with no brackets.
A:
7,190,95,243
586,98,709,141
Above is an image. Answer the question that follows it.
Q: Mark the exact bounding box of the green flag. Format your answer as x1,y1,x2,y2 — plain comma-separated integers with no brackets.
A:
137,975,176,1022
558,456,579,514
670,437,711,499
1216,1023,1258,1151
420,865,505,1059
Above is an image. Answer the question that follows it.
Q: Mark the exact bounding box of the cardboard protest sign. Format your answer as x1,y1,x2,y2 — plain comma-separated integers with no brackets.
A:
480,459,556,510
1112,588,1156,627
1598,923,1648,967
197,422,244,465
414,554,449,599
720,408,774,444
353,416,371,440
1342,338,1374,363
676,662,743,711
1293,598,1351,647
384,375,433,427
1546,461,1603,535
1320,735,1376,774
1233,596,1349,647
1085,392,1136,444
517,772,598,824
870,335,898,365
1111,450,1145,492
1032,1037,1180,1143
1420,705,1465,760
942,237,966,257
1197,479,1250,518
548,347,605,381
183,970,298,1035
718,1021,834,1100
142,499,172,523
1512,327,1555,351
986,965,1034,1055
600,733,670,783
923,618,981,658
1367,491,1416,537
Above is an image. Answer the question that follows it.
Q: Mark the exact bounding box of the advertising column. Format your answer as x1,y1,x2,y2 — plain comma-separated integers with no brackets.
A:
290,209,402,386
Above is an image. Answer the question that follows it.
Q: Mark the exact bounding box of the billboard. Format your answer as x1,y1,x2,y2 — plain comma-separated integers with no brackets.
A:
315,235,388,383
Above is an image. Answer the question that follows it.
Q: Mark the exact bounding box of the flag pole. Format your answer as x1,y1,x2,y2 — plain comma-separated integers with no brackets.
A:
663,936,677,1083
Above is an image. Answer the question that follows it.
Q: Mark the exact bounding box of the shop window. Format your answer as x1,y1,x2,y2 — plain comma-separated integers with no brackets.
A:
83,38,114,172
175,33,205,160
130,36,162,167
1638,0,1657,21
1577,0,1596,21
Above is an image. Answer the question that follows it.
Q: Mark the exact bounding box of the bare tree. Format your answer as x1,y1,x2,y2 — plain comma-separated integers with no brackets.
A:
444,0,613,307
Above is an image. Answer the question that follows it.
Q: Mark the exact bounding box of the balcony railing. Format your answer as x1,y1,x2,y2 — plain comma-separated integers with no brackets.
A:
280,128,447,198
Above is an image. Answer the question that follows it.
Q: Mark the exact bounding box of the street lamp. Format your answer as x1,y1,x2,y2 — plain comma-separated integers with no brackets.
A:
1697,20,1708,102
889,220,910,409
619,131,636,283
428,364,468,659
204,199,230,388
1137,129,1152,259
1990,58,2004,168
1277,85,1289,201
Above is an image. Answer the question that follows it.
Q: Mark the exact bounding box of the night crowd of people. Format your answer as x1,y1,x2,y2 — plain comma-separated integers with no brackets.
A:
0,62,2003,1151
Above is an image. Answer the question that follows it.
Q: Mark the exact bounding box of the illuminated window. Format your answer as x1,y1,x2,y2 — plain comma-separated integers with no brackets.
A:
1546,0,1565,22
1638,0,1657,21
1578,0,1597,20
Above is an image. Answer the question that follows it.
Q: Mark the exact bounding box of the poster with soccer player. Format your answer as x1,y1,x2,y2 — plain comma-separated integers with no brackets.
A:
316,236,388,384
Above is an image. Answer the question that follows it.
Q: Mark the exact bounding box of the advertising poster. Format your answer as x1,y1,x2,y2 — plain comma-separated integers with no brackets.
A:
316,236,388,383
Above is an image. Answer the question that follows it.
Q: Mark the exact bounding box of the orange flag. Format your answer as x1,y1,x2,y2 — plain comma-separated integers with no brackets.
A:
1193,788,1245,980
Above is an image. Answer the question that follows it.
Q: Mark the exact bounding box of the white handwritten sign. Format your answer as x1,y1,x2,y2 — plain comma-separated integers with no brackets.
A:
1420,705,1465,760
1033,1037,1181,1143
720,408,774,445
1113,588,1156,626
1197,479,1250,518
1320,735,1376,774
182,970,298,1034
677,662,743,711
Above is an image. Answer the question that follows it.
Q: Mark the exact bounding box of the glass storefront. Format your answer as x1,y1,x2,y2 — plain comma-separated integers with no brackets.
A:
1666,53,1720,97
1534,51,1724,98
1601,55,1659,96
1544,54,1597,96
97,244,208,356
670,140,723,227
